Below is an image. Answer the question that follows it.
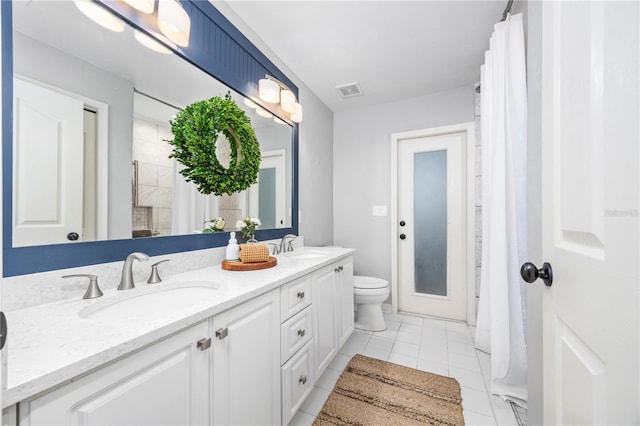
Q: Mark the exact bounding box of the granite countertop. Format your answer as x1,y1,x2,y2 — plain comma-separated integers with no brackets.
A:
3,246,354,407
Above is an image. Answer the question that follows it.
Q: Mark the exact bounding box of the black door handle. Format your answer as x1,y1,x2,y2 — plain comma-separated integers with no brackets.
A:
399,220,406,227
67,232,79,241
520,262,553,286
399,234,406,240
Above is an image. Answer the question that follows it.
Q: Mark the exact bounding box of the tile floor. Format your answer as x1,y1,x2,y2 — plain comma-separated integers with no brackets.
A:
289,312,521,426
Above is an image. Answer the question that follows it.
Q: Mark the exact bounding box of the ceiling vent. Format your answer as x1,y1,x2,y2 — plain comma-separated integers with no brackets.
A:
335,82,363,98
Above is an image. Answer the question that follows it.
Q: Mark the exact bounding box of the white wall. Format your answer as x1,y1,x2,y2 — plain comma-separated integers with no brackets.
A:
333,85,475,287
215,2,335,247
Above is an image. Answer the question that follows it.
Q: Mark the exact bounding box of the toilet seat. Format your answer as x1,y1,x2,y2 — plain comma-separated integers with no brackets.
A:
354,286,389,297
353,276,388,290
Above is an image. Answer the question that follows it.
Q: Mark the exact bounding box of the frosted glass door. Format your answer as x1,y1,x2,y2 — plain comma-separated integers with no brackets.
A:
397,131,466,320
414,150,447,296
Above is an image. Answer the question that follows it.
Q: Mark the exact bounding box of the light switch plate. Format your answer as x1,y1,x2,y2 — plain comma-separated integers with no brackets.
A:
372,205,388,217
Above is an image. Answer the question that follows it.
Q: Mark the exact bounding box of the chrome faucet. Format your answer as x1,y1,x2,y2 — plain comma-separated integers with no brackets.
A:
117,252,149,290
279,234,297,254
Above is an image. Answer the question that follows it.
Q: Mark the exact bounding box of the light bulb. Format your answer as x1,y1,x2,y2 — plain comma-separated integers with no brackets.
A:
134,30,172,54
256,107,273,118
290,102,303,123
122,0,155,13
258,78,280,104
244,98,258,109
280,89,296,113
74,0,125,32
157,0,191,47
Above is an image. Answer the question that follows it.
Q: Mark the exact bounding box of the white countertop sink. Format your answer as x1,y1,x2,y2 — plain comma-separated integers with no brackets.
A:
79,281,222,320
282,249,330,259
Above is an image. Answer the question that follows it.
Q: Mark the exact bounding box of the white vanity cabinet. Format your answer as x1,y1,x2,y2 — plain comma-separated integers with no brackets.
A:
2,405,17,426
280,276,314,425
18,321,211,426
312,257,354,380
6,249,356,426
211,289,281,426
337,258,354,347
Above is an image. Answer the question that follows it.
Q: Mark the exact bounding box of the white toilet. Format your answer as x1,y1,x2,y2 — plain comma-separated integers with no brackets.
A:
353,276,390,331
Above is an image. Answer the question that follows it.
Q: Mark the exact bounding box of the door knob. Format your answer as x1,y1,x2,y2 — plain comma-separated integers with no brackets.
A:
520,262,553,287
67,232,79,241
399,220,406,226
399,234,406,240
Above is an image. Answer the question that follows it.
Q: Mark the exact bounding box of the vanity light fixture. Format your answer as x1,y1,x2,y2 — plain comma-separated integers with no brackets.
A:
157,0,191,47
258,75,303,123
122,0,155,13
243,97,258,109
258,78,280,104
134,30,172,54
280,89,296,113
290,102,303,123
255,107,273,119
74,0,126,32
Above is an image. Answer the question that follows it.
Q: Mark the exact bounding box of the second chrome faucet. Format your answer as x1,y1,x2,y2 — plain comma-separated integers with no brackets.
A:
117,252,150,290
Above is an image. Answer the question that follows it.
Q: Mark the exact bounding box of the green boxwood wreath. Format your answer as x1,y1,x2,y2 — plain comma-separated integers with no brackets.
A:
167,93,261,196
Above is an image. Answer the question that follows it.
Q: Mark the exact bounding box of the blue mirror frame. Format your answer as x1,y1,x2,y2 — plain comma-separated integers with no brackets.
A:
1,0,299,277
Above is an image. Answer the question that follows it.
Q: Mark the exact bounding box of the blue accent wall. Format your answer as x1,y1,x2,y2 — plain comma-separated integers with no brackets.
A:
2,0,299,276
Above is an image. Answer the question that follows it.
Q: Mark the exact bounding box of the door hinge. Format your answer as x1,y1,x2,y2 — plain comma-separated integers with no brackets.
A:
197,337,212,351
215,327,229,340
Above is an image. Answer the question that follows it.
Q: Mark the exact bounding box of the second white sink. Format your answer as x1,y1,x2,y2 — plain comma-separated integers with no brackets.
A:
283,250,329,260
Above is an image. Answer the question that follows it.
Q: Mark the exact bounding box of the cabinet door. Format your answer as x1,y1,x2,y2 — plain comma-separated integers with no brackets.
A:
281,340,314,425
312,265,338,379
338,257,355,348
20,321,210,426
212,289,281,426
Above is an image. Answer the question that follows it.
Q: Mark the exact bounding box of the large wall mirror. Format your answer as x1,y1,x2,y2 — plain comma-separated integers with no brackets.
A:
3,0,299,276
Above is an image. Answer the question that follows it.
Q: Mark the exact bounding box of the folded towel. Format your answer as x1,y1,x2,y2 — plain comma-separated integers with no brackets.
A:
239,244,270,263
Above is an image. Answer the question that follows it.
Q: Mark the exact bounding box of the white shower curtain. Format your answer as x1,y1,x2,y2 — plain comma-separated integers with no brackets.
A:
171,160,217,235
475,13,528,407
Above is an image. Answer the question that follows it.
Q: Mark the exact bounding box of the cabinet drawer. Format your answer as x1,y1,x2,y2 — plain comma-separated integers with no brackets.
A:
281,275,312,321
281,306,313,364
281,340,314,425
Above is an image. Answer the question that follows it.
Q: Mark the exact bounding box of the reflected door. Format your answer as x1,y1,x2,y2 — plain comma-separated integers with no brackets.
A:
13,78,84,246
397,132,466,320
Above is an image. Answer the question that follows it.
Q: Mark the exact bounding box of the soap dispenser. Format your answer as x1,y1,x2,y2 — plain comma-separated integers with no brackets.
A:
226,232,240,261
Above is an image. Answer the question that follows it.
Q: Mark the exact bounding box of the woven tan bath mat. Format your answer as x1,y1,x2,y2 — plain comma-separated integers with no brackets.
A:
314,354,464,426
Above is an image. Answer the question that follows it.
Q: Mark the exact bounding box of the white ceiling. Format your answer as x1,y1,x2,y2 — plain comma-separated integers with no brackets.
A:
223,1,506,112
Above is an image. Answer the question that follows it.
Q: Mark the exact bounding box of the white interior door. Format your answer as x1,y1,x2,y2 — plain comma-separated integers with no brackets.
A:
397,131,466,320
13,78,84,246
540,1,639,423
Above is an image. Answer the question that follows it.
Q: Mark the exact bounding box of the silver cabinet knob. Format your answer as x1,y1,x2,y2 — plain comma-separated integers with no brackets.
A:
297,329,306,337
298,375,307,385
